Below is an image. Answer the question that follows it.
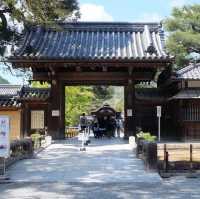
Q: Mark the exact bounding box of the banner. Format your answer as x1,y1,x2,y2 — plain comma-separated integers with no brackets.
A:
0,116,10,158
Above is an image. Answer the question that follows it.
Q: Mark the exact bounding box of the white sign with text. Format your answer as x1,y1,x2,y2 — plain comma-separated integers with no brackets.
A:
52,110,60,117
156,106,161,141
127,109,133,117
157,106,162,117
0,116,10,158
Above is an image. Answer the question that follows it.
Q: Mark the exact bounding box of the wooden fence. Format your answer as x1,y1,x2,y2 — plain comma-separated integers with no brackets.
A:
157,143,200,171
65,127,79,138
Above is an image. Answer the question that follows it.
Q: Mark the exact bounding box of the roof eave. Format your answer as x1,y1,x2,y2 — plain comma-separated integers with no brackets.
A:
7,57,173,64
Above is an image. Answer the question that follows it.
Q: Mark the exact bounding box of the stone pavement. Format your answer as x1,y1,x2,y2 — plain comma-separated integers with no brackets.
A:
6,137,161,183
0,137,200,198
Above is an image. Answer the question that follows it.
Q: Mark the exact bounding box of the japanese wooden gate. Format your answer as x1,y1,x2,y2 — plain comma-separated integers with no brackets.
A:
9,22,172,139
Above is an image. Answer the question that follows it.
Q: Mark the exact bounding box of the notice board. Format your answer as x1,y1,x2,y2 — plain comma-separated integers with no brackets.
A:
0,116,10,158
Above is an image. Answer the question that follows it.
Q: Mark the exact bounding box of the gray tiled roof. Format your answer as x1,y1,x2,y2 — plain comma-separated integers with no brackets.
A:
171,89,200,100
0,86,50,108
20,87,50,101
0,85,21,96
0,96,21,108
12,22,169,61
176,63,200,80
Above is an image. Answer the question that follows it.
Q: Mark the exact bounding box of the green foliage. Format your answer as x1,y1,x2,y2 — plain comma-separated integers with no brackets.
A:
0,0,80,57
31,132,42,149
25,0,79,24
65,86,120,126
136,132,157,142
105,87,124,112
31,132,41,140
164,4,200,68
65,86,95,126
91,86,114,109
31,81,50,88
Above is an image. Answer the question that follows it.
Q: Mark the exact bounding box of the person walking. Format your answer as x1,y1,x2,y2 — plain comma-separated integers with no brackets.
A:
116,118,122,138
79,113,90,146
80,113,88,132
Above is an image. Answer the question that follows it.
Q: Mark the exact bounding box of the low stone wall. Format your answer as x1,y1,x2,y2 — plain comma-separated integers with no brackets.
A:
136,138,157,170
0,136,52,175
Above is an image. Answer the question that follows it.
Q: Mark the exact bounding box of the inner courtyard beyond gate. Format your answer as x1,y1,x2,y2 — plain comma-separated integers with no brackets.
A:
9,22,172,139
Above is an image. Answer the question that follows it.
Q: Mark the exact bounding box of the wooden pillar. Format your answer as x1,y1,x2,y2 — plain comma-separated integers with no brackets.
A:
124,79,136,138
22,103,29,137
48,80,65,139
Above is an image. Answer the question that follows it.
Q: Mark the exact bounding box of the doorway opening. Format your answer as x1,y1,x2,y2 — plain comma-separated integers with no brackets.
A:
64,85,124,139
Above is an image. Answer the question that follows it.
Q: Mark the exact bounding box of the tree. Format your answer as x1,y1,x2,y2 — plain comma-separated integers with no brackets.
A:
164,4,200,68
65,86,94,126
0,0,80,57
92,86,114,109
31,81,50,88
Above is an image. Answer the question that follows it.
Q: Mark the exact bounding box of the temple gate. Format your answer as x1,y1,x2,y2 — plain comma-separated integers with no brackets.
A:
9,22,172,139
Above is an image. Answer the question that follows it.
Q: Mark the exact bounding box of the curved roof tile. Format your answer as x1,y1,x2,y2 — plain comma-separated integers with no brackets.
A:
176,63,200,80
11,22,169,61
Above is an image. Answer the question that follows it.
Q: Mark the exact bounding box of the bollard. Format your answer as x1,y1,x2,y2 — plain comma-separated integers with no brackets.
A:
129,136,136,150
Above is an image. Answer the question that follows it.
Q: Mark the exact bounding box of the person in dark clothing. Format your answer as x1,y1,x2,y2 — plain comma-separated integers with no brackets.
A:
92,116,99,138
80,113,88,132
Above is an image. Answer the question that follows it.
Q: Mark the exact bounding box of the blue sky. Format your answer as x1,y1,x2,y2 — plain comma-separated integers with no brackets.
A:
1,0,200,84
79,0,200,22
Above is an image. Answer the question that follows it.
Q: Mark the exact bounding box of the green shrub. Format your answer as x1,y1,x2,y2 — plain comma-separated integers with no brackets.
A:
31,133,42,149
10,139,33,157
136,132,157,142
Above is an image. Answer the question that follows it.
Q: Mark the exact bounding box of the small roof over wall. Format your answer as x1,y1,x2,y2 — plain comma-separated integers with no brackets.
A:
0,96,21,108
0,85,21,96
176,63,200,80
0,85,50,108
20,87,50,101
10,22,169,62
170,89,200,100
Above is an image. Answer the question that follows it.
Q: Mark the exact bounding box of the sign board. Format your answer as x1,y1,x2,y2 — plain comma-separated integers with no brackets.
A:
52,110,60,117
157,106,162,117
0,116,10,158
127,109,133,117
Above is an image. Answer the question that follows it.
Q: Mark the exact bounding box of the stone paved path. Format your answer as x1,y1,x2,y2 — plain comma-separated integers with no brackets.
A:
6,137,161,183
1,137,200,198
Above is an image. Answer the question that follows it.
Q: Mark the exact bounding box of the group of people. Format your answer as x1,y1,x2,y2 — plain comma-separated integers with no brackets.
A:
79,113,124,139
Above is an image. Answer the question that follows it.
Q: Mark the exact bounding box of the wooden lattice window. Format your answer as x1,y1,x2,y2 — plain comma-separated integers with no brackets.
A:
31,110,44,129
181,104,200,121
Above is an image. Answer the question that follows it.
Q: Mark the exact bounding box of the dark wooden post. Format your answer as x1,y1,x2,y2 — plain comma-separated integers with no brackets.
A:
23,103,29,137
48,79,65,139
124,78,136,138
164,144,169,172
190,144,193,171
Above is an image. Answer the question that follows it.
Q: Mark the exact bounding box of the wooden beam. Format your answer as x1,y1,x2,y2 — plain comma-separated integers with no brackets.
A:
33,71,154,81
11,60,171,69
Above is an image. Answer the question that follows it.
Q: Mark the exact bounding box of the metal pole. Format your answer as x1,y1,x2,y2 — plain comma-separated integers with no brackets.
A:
158,117,161,142
3,157,5,176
